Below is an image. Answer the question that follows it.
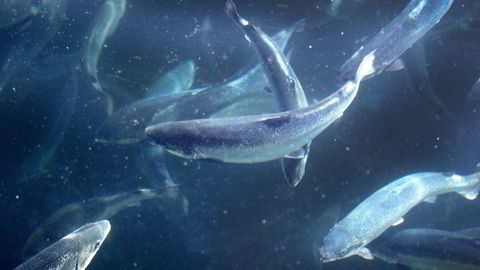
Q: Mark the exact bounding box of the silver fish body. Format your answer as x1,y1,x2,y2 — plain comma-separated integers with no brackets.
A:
96,21,302,144
318,172,480,263
15,220,111,270
145,51,374,163
224,0,309,187
337,0,454,83
145,52,374,163
371,228,480,270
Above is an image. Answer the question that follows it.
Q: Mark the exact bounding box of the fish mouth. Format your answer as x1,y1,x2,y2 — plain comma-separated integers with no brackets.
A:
317,246,342,263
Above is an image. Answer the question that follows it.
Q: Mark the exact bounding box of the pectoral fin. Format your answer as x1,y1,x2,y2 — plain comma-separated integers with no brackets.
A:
423,196,437,204
392,217,404,226
281,144,310,187
357,247,374,260
284,144,309,159
385,58,405,72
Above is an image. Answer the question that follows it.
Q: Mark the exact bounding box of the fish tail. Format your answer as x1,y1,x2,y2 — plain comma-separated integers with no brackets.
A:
224,0,248,27
290,18,307,33
157,184,189,216
457,173,480,200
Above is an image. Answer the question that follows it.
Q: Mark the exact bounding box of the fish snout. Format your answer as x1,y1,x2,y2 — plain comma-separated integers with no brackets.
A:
317,246,336,263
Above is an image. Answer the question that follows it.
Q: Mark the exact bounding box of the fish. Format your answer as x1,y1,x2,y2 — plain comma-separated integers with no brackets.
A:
145,50,375,163
15,220,110,270
95,20,302,144
317,171,480,263
337,0,454,83
224,0,309,187
146,60,196,97
138,144,190,215
371,228,480,270
12,53,83,96
0,0,66,93
403,41,455,121
149,18,305,124
95,88,204,144
457,227,480,239
21,187,180,258
83,0,127,114
15,70,80,183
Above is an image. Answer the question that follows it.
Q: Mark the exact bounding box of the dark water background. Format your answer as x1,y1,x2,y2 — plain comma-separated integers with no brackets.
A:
1,0,480,269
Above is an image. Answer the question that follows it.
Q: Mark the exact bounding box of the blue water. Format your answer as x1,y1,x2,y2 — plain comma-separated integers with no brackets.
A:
1,0,480,269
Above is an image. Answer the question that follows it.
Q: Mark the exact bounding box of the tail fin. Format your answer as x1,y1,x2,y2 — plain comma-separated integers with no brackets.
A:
142,145,190,216
457,172,480,200
290,18,307,33
224,0,248,27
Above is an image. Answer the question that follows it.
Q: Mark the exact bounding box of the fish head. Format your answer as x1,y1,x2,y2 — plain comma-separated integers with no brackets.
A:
63,220,111,270
145,123,198,159
317,226,360,262
95,113,144,144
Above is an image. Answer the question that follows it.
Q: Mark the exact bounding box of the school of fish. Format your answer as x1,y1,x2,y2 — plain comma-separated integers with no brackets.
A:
4,0,480,269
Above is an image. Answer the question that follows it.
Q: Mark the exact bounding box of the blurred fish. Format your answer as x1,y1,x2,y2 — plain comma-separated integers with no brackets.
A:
21,187,181,258
403,41,455,121
337,0,454,83
426,1,480,40
1,52,82,102
15,220,110,270
317,172,480,263
0,0,38,29
0,0,66,93
149,18,306,125
15,70,80,183
371,228,480,270
146,60,196,97
145,51,373,163
95,88,204,144
96,20,302,144
139,145,189,215
224,0,309,187
84,0,127,114
457,227,480,239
